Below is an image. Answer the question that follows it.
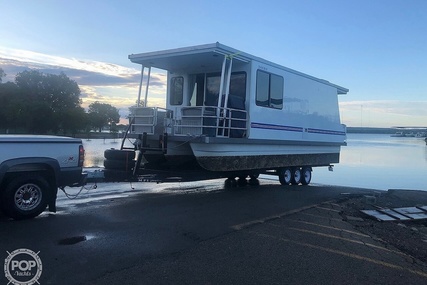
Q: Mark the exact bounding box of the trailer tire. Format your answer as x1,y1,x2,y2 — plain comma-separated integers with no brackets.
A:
279,168,292,185
104,149,135,160
301,167,312,185
249,174,259,179
1,174,49,220
104,159,135,171
237,177,248,186
291,168,302,185
224,178,237,188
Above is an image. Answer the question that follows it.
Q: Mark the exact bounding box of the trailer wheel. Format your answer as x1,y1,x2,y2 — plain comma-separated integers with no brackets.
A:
249,174,259,179
104,149,135,160
224,178,237,188
237,176,248,186
1,174,49,220
291,168,302,185
301,167,312,185
279,168,292,185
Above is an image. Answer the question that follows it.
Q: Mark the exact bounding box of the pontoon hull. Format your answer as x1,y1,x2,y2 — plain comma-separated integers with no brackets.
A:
141,136,341,172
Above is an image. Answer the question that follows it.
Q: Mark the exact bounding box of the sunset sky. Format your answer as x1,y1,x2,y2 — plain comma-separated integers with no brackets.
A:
1,0,426,127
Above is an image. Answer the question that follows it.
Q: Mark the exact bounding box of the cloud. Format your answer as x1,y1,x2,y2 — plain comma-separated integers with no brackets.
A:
0,47,168,116
0,47,136,78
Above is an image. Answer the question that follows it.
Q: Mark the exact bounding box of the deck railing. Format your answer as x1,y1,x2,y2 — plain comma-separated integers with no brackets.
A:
176,106,247,138
128,106,247,138
129,107,172,135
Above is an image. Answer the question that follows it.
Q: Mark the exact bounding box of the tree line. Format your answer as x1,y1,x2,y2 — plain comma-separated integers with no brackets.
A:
0,68,121,135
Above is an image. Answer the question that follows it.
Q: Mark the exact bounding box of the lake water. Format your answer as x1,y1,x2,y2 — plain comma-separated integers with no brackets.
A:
82,134,427,191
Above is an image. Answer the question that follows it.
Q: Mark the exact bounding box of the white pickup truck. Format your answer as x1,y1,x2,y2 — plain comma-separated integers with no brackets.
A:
0,135,86,220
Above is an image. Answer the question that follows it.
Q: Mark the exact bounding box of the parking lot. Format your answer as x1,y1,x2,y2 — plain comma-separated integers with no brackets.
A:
2,179,427,284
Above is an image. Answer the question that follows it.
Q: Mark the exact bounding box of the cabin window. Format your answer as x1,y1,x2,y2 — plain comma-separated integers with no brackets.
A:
256,70,283,109
205,72,247,106
170,76,184,105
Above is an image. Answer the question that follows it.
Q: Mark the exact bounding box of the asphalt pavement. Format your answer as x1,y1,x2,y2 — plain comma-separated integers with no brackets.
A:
1,178,427,284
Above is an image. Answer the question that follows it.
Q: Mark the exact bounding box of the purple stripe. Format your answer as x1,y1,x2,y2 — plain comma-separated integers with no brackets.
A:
251,122,303,133
251,122,346,136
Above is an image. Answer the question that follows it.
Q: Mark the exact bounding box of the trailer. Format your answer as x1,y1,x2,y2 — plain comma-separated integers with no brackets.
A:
104,42,348,186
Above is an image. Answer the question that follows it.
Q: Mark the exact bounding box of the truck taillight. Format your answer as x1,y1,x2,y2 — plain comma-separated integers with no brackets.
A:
79,145,85,167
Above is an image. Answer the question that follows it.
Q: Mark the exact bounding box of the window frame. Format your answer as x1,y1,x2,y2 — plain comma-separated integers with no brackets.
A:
170,76,184,106
255,70,284,110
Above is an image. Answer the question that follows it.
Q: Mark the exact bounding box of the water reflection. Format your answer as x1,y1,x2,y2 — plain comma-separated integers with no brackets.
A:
83,139,121,167
82,134,427,191
315,134,427,191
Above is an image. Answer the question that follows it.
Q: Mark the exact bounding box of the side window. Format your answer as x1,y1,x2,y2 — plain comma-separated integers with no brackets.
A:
256,71,269,107
270,74,283,109
170,77,183,105
256,70,283,109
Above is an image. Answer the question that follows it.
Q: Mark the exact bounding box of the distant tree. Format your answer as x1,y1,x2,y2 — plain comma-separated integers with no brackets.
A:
14,70,83,133
0,68,6,83
61,107,88,135
88,101,120,132
0,82,21,133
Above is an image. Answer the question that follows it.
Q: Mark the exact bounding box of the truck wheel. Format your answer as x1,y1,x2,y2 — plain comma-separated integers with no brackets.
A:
301,167,312,185
291,168,302,185
1,175,49,220
104,149,135,160
279,168,292,185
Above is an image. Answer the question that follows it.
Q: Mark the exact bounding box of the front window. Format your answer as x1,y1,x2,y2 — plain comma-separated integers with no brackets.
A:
205,72,246,106
170,77,183,105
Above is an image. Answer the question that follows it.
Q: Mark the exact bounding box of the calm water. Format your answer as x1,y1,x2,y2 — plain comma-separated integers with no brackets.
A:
83,134,427,191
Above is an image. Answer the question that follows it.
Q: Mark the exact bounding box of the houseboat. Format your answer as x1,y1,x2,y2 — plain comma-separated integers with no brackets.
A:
108,43,349,185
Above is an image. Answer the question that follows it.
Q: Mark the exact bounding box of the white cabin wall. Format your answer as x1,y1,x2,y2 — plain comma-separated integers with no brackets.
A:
248,61,345,143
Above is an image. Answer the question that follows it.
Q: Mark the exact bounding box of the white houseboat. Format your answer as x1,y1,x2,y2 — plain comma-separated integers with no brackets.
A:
110,43,349,185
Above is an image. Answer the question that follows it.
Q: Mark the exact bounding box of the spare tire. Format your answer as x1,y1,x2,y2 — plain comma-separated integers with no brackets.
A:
104,149,135,160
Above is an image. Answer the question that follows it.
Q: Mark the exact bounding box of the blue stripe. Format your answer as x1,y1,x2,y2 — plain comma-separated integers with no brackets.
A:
307,128,346,136
251,122,303,133
251,122,346,136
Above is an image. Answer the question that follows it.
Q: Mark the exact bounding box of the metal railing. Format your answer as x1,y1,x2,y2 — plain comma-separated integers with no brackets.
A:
176,106,247,138
128,107,172,135
128,106,247,138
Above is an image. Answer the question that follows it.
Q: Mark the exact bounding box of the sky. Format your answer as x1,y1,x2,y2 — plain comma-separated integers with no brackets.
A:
1,0,426,128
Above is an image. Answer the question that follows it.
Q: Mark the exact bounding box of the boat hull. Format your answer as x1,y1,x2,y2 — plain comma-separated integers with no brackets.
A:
140,136,342,172
190,140,341,171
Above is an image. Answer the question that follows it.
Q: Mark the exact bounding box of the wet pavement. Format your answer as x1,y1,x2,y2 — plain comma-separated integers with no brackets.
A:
1,178,427,284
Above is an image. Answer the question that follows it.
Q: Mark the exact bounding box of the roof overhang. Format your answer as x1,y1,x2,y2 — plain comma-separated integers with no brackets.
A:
129,42,349,94
128,42,250,73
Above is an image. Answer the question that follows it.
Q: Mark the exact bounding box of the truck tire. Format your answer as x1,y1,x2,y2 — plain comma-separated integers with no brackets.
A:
104,149,135,160
1,174,49,220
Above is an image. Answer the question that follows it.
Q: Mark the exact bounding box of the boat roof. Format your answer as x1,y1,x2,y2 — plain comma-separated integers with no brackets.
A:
129,42,349,95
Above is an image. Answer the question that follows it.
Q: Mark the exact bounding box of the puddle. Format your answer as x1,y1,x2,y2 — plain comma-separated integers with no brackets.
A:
58,235,88,245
